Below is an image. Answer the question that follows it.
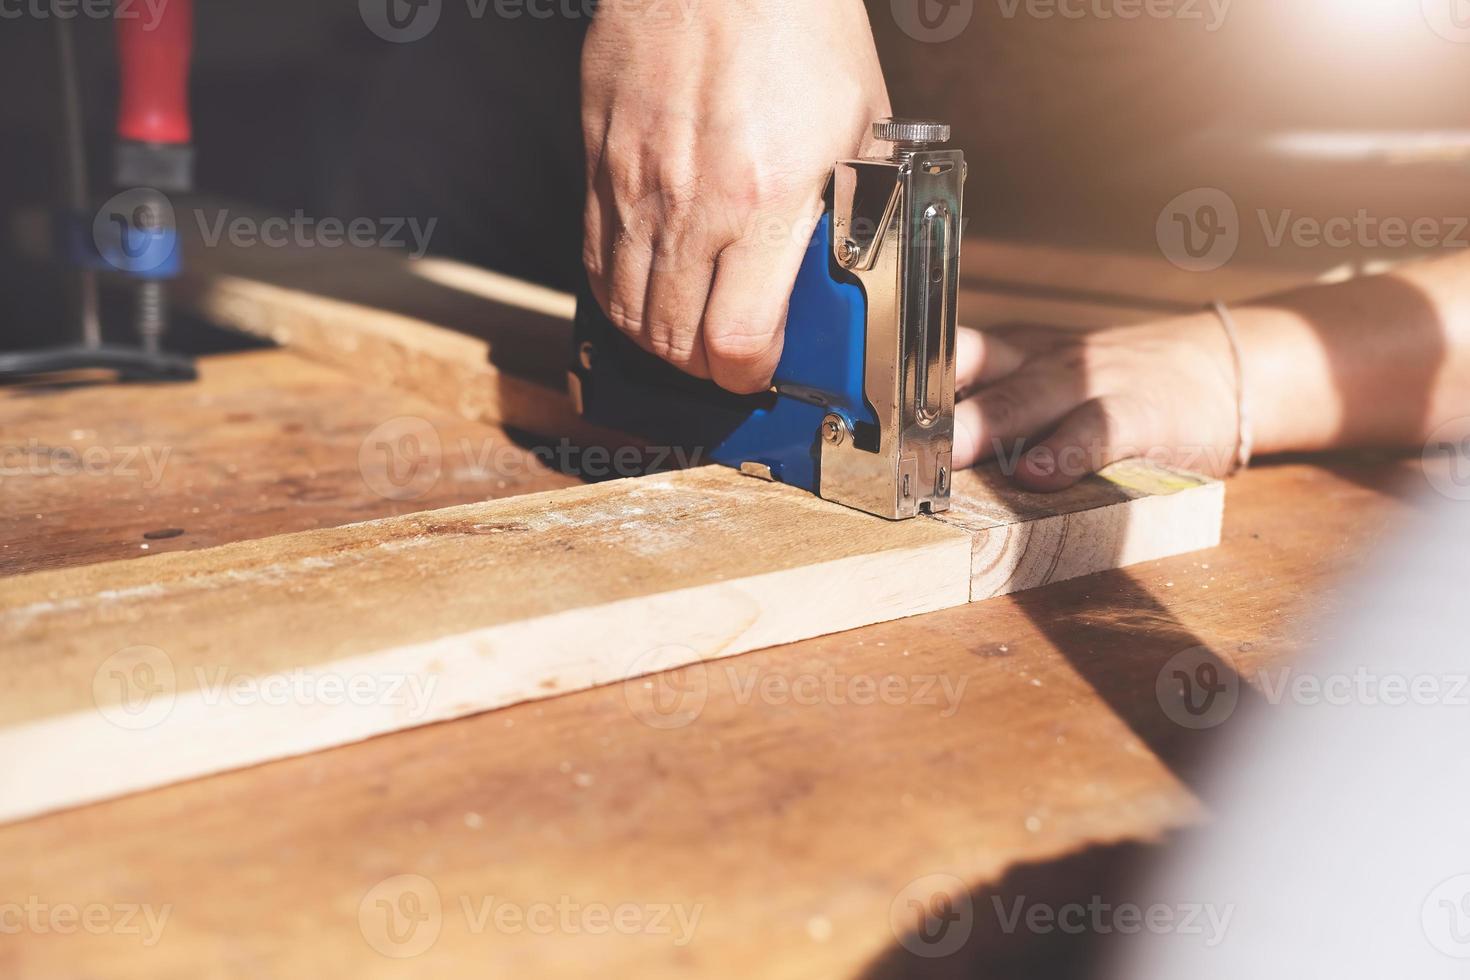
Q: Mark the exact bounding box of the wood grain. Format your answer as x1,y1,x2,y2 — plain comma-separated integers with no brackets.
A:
0,349,579,576
162,202,630,443
943,460,1225,600
175,257,589,440
0,455,1424,979
0,466,973,823
0,454,1220,824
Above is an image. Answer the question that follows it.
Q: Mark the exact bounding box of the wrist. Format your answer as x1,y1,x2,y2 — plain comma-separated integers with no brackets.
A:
1207,302,1253,472
1177,310,1247,472
1226,303,1338,456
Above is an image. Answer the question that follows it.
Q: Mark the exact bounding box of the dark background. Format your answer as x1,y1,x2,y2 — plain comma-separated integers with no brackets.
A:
2,0,1468,351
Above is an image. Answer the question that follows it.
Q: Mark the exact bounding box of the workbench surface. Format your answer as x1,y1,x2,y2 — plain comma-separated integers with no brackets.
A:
0,347,1431,978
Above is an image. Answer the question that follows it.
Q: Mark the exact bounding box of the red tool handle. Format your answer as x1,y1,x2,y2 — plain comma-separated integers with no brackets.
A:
116,0,193,145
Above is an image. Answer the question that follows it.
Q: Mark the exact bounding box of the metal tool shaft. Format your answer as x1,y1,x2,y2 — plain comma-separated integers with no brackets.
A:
55,15,101,350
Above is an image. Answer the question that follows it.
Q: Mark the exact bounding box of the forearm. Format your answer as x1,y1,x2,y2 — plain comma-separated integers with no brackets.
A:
1229,251,1470,455
955,249,1470,489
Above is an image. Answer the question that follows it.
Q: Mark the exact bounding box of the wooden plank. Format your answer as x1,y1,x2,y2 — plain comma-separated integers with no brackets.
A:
0,457,1220,824
0,349,579,576
0,466,972,824
0,456,1414,979
174,257,593,441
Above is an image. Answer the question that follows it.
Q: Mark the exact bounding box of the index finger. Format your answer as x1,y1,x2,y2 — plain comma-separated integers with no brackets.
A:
698,229,812,394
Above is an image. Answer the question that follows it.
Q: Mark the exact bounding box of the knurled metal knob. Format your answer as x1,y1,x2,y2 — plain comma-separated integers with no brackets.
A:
873,118,951,145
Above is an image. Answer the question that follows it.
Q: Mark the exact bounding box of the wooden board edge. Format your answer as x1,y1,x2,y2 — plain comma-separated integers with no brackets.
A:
957,476,1224,601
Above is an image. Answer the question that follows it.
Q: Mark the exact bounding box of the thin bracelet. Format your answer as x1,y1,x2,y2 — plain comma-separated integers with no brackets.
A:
1210,299,1253,474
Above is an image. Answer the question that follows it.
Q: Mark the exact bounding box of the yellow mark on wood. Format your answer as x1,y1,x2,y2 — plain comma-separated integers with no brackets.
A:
1099,459,1208,496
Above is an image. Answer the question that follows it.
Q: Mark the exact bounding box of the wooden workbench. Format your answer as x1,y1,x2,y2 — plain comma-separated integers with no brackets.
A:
0,339,1431,978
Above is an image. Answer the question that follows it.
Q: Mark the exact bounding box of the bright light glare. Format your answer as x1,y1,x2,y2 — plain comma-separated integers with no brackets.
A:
1335,0,1407,26
1298,0,1421,38
1265,130,1470,164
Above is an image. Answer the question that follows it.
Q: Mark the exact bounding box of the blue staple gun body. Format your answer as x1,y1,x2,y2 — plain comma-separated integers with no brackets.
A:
570,119,966,520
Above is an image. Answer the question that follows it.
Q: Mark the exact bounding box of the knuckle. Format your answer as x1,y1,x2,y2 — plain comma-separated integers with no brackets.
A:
607,164,652,209
648,235,705,276
718,158,801,212
647,325,699,367
660,200,714,243
704,317,778,365
653,157,699,207
605,297,644,337
609,146,700,216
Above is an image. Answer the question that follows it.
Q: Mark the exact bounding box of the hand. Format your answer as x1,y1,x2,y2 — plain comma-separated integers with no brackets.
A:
581,0,891,393
953,314,1242,490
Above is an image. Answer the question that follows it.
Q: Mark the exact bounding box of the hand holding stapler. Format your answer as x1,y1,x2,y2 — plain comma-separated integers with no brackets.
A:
571,118,966,520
